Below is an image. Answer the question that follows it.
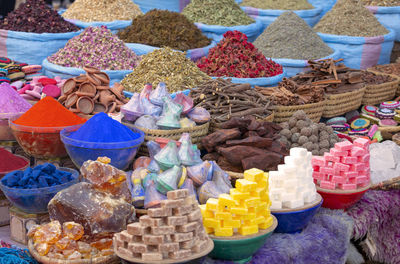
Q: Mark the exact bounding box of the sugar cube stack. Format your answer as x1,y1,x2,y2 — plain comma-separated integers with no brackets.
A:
312,138,370,191
268,147,317,210
201,168,274,237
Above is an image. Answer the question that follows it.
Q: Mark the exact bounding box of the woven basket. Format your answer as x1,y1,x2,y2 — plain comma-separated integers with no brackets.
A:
371,176,400,190
379,125,400,140
28,240,120,264
322,87,366,118
368,64,400,96
123,122,210,155
210,113,274,133
273,100,326,123
362,70,400,105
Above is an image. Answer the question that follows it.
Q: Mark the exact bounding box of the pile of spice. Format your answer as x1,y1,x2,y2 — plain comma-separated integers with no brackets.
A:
182,0,254,27
369,63,400,77
314,0,389,37
0,0,79,33
189,78,273,123
48,26,140,70
14,96,86,127
62,0,142,22
359,0,400,6
117,10,211,51
361,71,395,85
202,116,287,172
240,0,314,10
0,148,29,173
0,83,31,115
289,59,365,94
256,78,325,106
121,47,209,93
197,31,283,78
253,12,333,60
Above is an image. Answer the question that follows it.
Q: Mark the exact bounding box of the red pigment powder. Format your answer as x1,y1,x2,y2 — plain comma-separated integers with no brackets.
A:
0,148,28,172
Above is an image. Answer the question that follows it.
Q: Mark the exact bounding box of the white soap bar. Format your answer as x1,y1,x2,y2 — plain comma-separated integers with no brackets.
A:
281,192,296,202
306,152,312,162
269,188,285,200
281,165,297,175
283,179,298,189
304,192,316,203
270,201,283,210
283,199,304,209
290,147,307,157
284,156,302,167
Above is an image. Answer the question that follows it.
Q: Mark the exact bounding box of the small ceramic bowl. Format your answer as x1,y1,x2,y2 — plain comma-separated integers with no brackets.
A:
317,184,370,210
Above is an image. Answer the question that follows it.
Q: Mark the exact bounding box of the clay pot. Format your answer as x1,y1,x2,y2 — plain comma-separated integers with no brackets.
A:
69,108,80,113
93,92,100,101
63,79,77,95
65,93,78,108
93,103,108,113
94,72,110,85
58,95,67,104
97,86,110,90
73,74,88,84
99,90,116,105
107,102,117,113
87,73,102,86
78,82,96,97
77,97,94,115
83,66,101,74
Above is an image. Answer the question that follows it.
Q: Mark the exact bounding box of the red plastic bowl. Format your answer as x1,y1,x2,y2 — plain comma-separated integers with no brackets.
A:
317,184,370,210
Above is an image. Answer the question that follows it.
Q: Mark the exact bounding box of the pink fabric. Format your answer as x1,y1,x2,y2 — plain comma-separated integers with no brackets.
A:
360,35,384,69
0,30,8,58
179,0,190,11
366,6,379,14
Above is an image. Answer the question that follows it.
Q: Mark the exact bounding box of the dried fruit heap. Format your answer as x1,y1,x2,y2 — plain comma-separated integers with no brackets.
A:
197,31,283,78
0,0,79,33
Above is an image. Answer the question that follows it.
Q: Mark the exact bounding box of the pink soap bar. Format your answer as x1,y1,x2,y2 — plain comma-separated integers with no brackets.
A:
320,181,336,190
358,154,370,163
354,138,370,149
350,163,365,172
351,147,365,157
333,163,350,172
330,148,348,157
320,167,334,175
312,156,325,167
342,171,358,178
335,141,353,151
313,172,324,180
332,176,347,184
338,183,357,190
358,182,369,187
313,166,320,172
356,176,368,184
324,153,340,163
341,156,357,164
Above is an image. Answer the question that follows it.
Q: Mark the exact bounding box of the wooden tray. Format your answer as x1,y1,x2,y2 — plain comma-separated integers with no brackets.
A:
270,193,322,213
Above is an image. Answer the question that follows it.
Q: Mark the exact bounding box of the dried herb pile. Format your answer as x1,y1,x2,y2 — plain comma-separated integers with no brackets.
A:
189,78,273,124
256,78,325,106
202,116,287,172
314,0,389,37
240,0,314,10
198,31,283,78
360,0,400,6
254,12,333,60
360,71,394,84
62,0,142,22
182,0,254,27
289,59,365,94
370,63,400,76
48,26,140,70
121,47,210,93
117,10,211,51
0,0,79,33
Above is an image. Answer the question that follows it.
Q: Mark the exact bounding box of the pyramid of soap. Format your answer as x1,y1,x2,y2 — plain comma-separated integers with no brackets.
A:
201,168,273,237
268,147,317,210
312,138,370,190
114,189,211,261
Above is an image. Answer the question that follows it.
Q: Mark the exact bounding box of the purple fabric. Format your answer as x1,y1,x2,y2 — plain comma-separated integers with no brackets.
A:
366,6,379,14
202,208,353,264
179,0,191,11
346,190,400,264
360,35,384,69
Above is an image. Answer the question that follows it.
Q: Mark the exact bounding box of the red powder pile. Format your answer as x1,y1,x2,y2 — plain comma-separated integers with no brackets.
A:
0,148,29,172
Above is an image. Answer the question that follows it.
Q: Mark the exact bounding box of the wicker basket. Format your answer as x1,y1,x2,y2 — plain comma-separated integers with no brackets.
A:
322,87,366,118
123,122,210,155
371,176,400,190
362,70,400,105
28,240,120,264
273,100,326,123
378,125,400,140
368,64,400,96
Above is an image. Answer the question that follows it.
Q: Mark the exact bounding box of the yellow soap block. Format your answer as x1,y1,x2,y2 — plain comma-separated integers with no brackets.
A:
259,215,274,229
236,179,257,193
223,219,241,228
204,227,214,234
254,216,266,225
245,197,261,208
243,213,256,220
215,212,232,220
260,191,269,202
204,218,221,229
206,198,219,211
244,168,264,182
257,202,268,213
231,207,248,215
230,189,251,200
248,207,257,214
218,194,236,207
239,225,259,236
199,204,206,215
215,227,233,237
251,187,267,198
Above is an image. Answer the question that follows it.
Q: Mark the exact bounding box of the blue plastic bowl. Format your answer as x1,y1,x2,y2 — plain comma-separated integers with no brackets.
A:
60,124,145,170
272,193,323,233
0,167,79,214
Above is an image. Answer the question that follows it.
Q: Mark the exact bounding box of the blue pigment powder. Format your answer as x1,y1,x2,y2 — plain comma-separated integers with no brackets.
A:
70,112,140,142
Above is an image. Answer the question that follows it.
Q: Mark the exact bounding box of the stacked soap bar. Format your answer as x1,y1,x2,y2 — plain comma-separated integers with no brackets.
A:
114,189,211,262
312,138,370,191
200,168,273,237
268,148,317,210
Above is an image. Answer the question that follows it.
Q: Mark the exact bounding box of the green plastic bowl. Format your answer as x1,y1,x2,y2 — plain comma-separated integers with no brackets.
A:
209,215,278,263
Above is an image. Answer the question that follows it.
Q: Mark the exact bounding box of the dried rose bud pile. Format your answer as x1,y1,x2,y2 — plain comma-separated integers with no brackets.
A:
48,26,140,70
0,0,79,33
197,31,283,78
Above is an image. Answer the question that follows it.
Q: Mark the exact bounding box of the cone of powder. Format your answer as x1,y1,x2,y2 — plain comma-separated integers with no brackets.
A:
0,83,32,117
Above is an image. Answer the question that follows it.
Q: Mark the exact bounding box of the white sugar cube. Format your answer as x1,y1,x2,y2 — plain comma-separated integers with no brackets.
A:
290,147,307,157
270,201,283,210
283,199,304,209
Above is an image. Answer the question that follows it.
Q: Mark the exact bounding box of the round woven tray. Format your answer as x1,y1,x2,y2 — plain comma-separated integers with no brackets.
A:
362,70,400,105
378,125,400,140
322,87,366,118
123,122,210,156
28,240,120,264
273,100,326,123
